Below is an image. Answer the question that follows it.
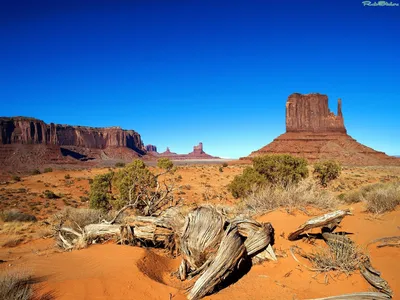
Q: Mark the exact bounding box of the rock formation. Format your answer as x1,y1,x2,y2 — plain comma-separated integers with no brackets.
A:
286,93,346,133
247,93,399,166
0,117,146,170
156,143,219,159
145,144,157,152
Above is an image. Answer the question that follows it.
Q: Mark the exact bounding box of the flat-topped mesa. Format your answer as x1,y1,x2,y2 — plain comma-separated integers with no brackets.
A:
286,93,346,133
0,117,145,155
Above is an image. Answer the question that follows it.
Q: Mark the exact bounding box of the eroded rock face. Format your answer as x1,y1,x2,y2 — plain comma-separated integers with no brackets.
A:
0,117,145,154
246,93,400,165
146,144,157,152
286,93,346,133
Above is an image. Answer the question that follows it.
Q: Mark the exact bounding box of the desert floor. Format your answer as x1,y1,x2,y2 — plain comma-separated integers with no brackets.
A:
0,163,399,299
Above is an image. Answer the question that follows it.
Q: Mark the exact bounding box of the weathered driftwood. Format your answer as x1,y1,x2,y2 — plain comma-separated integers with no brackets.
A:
288,210,351,241
369,236,400,248
306,292,391,299
58,223,120,250
360,262,393,297
188,225,246,300
177,206,275,299
230,218,274,256
180,206,225,272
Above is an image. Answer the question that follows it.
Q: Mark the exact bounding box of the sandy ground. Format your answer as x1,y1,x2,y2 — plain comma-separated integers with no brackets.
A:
0,164,399,299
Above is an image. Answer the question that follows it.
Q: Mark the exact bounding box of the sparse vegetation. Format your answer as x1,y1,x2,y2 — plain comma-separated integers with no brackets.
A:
313,160,341,187
222,162,228,168
363,182,400,214
0,210,37,222
157,157,173,170
228,167,267,199
43,190,58,199
64,174,71,180
11,175,21,182
228,154,308,199
238,178,338,215
115,162,125,168
43,167,53,173
308,239,365,274
89,159,178,215
31,169,41,175
0,271,53,300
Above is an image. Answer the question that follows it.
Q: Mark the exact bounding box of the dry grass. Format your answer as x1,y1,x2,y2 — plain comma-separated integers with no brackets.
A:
0,210,37,222
239,178,338,216
308,239,366,275
0,271,53,300
52,208,105,232
363,182,400,214
342,182,400,214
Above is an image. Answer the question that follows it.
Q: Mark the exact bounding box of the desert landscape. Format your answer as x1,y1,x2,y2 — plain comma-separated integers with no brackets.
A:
1,1,399,300
1,93,400,300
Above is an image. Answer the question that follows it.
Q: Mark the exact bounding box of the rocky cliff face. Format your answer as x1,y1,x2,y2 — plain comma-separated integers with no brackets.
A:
0,117,145,154
286,93,346,133
247,93,399,166
145,144,158,152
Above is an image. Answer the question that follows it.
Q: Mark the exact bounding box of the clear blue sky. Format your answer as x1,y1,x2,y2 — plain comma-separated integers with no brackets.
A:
0,0,399,158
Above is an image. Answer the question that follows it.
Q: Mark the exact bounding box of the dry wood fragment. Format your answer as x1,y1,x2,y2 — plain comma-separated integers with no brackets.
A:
187,225,246,300
288,210,351,241
360,263,393,297
306,292,391,299
369,236,400,248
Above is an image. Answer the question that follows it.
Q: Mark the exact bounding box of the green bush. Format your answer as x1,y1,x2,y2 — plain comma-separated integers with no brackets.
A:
228,154,309,199
253,154,308,187
64,174,71,180
31,169,41,175
157,158,173,170
43,190,58,199
89,172,114,211
43,167,53,173
115,162,125,168
228,167,267,199
313,160,341,187
11,175,21,182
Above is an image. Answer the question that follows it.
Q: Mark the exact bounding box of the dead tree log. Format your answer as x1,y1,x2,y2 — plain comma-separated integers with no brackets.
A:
188,225,246,300
360,262,393,298
306,292,391,299
369,236,400,248
288,210,351,241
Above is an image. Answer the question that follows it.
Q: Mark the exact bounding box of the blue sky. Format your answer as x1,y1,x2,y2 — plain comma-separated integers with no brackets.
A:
0,0,399,158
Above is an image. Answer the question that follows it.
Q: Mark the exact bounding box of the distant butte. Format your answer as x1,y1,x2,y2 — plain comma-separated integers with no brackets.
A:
155,143,220,160
246,93,400,166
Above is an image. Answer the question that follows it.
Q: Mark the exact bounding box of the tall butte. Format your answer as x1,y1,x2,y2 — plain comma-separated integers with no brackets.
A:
247,93,399,166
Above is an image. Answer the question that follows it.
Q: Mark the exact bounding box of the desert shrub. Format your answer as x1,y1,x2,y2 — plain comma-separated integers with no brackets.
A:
89,172,114,211
0,271,53,300
219,167,223,173
308,239,365,274
363,182,400,214
239,178,338,215
157,157,173,170
64,174,71,180
228,154,308,199
253,154,308,187
313,160,341,187
228,167,267,199
43,167,53,173
115,162,125,168
31,169,41,175
343,190,363,204
53,207,105,231
89,159,178,215
43,190,58,199
222,162,228,168
11,175,21,182
0,210,37,222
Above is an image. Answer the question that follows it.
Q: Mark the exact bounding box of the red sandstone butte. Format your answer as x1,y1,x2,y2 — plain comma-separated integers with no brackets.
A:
247,93,400,166
0,117,146,170
157,143,219,160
